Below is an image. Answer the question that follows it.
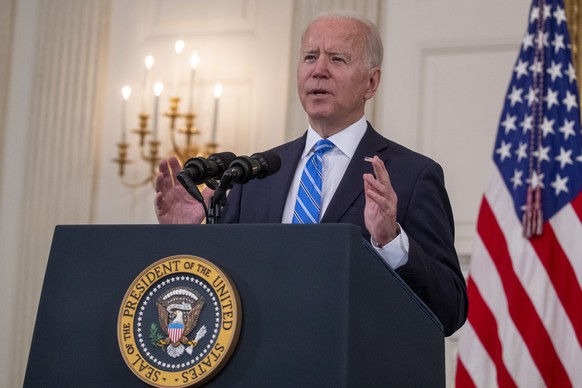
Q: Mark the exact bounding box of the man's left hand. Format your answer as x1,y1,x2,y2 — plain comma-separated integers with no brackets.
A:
363,156,399,247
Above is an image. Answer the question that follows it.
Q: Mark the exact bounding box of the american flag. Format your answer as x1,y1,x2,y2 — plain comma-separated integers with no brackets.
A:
455,0,582,386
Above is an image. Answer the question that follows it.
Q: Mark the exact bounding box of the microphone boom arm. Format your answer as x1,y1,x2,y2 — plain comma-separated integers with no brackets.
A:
207,169,237,224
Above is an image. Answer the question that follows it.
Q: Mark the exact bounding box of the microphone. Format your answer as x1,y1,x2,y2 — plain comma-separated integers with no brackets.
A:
176,152,237,186
207,151,281,224
224,151,282,184
211,151,281,207
176,152,237,204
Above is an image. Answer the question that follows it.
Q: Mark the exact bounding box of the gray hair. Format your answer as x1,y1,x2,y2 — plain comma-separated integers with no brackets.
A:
302,11,384,69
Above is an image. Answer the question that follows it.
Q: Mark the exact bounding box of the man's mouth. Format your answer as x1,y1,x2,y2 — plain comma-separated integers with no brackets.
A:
309,89,330,96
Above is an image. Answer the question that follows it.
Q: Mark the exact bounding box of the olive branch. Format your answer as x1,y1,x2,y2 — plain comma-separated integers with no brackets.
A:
149,323,164,347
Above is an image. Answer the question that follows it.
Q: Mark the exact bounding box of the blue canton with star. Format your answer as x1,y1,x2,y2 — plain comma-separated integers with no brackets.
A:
494,0,582,221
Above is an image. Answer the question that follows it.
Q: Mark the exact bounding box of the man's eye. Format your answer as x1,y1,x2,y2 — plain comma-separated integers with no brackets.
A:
303,54,316,62
332,57,346,63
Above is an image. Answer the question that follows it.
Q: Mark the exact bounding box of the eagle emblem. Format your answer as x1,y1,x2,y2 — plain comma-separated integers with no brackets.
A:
153,287,206,358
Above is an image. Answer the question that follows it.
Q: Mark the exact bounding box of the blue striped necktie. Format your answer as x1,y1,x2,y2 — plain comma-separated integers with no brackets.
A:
292,139,335,224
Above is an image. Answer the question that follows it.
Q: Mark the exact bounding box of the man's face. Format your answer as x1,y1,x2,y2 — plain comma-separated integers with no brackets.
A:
297,19,380,133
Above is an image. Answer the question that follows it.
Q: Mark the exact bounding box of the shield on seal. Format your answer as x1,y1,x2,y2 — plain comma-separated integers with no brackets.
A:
168,321,184,343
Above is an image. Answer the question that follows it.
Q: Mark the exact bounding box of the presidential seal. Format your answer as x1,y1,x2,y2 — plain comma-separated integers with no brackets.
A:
118,255,241,387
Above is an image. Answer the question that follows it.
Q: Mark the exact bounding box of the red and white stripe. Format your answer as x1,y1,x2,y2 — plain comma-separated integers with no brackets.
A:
456,168,582,387
169,327,183,343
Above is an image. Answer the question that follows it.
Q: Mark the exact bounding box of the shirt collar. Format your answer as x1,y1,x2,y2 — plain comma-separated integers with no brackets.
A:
303,116,368,159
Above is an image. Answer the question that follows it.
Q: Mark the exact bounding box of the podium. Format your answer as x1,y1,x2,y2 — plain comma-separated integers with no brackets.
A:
24,224,444,387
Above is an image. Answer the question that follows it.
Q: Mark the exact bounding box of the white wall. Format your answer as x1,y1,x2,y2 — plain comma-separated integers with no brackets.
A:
0,1,111,386
0,0,38,386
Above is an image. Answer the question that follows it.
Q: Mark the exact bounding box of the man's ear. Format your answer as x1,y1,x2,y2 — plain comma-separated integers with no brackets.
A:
364,67,381,100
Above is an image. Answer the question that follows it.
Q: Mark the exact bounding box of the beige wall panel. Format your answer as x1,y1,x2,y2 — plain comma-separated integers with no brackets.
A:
418,45,521,255
144,0,259,36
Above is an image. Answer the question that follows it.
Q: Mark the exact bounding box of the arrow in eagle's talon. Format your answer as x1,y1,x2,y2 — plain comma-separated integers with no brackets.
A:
185,342,197,355
186,326,207,355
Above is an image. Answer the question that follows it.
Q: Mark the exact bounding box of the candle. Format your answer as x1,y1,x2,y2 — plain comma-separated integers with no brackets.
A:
152,82,164,140
140,55,154,113
121,85,131,143
171,39,185,97
188,51,200,113
211,82,223,143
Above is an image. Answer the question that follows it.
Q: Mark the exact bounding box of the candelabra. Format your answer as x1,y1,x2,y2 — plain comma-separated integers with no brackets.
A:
113,96,220,188
113,46,223,188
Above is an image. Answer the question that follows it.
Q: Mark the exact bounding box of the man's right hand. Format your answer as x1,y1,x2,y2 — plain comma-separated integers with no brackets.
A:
154,156,213,224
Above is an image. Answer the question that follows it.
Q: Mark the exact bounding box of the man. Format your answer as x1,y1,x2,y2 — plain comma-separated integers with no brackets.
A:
155,12,467,336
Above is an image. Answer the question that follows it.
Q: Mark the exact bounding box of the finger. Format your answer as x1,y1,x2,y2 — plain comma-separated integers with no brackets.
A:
155,165,174,192
154,171,164,192
363,171,388,195
158,158,170,175
364,181,390,207
364,169,397,207
368,156,397,196
370,156,390,185
154,191,163,212
167,156,182,175
155,161,177,193
157,156,182,189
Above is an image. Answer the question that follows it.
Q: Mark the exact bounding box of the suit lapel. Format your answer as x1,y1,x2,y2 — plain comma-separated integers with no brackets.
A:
321,124,390,223
264,134,306,221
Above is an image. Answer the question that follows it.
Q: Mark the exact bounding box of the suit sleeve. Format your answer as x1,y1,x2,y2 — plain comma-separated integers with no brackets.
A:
395,161,468,336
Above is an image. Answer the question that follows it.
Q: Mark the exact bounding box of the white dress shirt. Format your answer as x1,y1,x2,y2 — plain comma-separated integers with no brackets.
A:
281,116,409,270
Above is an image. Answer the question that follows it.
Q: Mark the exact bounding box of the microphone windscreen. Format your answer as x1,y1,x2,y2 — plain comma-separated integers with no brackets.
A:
251,151,281,177
209,152,237,168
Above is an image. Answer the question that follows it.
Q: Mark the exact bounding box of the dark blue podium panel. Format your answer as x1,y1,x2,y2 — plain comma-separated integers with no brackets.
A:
25,224,444,387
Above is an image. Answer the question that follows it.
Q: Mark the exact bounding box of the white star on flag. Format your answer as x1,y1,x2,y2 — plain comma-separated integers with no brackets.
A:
550,173,569,195
559,118,576,139
544,87,559,108
514,59,529,78
507,86,524,106
563,90,578,111
551,33,565,52
546,60,563,81
554,146,573,168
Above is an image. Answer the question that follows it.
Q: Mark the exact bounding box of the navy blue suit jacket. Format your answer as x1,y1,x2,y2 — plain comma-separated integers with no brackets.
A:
221,123,468,336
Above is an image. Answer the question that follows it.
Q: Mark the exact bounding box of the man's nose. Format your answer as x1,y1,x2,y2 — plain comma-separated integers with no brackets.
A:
312,57,329,77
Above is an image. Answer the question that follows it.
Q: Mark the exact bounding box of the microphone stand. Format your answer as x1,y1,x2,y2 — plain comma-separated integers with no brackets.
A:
207,170,236,224
207,197,221,224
